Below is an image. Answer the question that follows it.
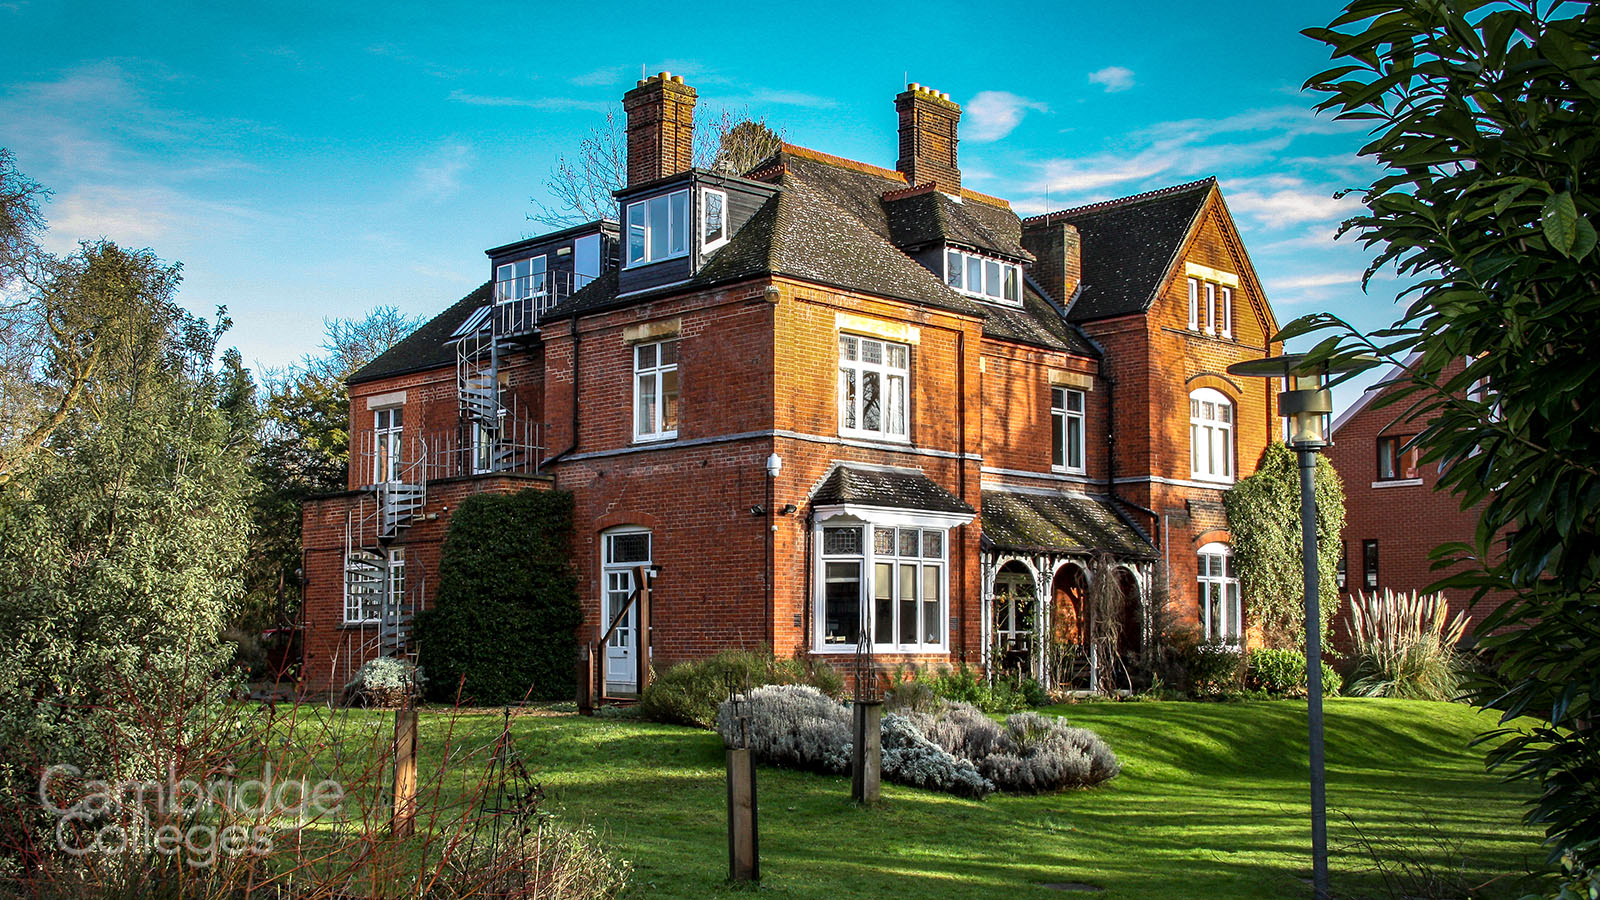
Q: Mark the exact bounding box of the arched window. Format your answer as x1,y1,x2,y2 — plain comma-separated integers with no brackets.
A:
1197,542,1241,643
1189,388,1234,482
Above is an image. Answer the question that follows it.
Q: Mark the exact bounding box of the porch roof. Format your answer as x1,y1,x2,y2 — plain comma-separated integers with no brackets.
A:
811,465,975,516
980,489,1155,559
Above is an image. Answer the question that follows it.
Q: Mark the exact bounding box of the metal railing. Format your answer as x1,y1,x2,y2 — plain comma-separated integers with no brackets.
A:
422,400,548,481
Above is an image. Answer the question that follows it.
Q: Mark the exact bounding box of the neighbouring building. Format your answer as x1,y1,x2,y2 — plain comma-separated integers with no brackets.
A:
1326,355,1511,645
301,74,1286,695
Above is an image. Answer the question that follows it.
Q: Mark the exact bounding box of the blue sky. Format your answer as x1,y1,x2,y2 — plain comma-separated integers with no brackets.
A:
1,0,1405,404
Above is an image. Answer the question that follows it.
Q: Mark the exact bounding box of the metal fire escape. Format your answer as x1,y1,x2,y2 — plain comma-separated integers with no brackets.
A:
345,431,428,661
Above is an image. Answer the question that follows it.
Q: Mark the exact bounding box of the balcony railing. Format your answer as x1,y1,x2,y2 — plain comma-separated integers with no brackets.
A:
477,270,600,341
422,413,548,481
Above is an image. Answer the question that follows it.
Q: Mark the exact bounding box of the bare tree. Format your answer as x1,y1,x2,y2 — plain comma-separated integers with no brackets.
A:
0,148,47,290
530,106,784,228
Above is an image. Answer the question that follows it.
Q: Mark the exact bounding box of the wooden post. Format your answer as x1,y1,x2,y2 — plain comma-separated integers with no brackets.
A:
851,700,882,805
391,705,418,838
634,565,652,696
576,643,594,715
725,746,759,882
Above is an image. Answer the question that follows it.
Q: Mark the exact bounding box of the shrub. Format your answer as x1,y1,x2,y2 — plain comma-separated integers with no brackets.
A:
1186,642,1245,698
640,649,844,728
415,489,582,704
346,655,423,708
1345,589,1466,701
718,686,1117,798
890,663,1041,714
445,819,632,900
1244,648,1340,699
978,711,1122,792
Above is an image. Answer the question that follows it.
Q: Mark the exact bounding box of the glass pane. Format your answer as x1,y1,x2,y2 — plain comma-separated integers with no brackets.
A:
841,367,856,429
669,190,688,255
1226,583,1242,639
1052,409,1065,468
627,204,645,264
862,339,882,365
1068,416,1082,469
946,250,962,287
648,195,669,261
861,371,881,431
874,527,895,556
966,255,982,293
823,526,861,556
608,532,651,563
984,260,1002,298
637,372,657,435
1202,401,1215,420
840,335,857,361
899,563,917,644
528,256,547,293
1004,265,1020,301
704,191,725,243
824,561,861,644
886,374,905,435
888,344,907,369
496,264,514,300
636,342,656,369
1219,403,1232,425
874,562,894,644
660,368,679,431
922,530,942,559
923,566,940,643
659,339,678,366
1067,390,1083,413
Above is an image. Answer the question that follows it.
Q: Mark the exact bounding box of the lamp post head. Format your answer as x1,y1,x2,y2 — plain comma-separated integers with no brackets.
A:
1227,353,1373,452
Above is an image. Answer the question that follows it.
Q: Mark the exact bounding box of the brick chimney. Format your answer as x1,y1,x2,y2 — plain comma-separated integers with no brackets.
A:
624,72,697,186
1021,219,1082,306
895,83,962,195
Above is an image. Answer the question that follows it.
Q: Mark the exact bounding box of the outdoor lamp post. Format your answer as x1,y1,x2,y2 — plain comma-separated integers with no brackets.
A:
1227,352,1370,900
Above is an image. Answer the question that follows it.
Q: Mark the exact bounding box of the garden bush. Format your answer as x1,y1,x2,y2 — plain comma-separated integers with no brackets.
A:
346,655,423,708
1245,648,1341,699
716,685,1118,798
414,489,582,704
639,649,844,727
888,663,1044,714
1345,589,1466,701
1186,641,1246,698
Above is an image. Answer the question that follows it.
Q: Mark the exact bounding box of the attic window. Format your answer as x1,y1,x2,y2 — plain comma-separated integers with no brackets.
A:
944,247,1021,305
702,189,728,251
625,189,690,267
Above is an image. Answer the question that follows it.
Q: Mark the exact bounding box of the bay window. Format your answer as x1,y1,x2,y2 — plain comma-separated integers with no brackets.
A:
839,334,908,441
625,189,690,267
944,247,1022,305
817,521,947,652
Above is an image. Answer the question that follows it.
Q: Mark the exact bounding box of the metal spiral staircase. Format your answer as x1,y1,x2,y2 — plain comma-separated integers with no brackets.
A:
346,434,429,661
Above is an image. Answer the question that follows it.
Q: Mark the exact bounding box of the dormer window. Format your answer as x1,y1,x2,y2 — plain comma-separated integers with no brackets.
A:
625,188,690,267
495,256,547,302
944,247,1022,305
702,189,728,251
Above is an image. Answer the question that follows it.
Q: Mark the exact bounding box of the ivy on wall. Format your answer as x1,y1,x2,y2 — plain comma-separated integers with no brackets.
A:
1223,442,1346,648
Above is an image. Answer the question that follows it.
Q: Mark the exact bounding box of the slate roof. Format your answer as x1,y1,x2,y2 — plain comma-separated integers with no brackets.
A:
981,489,1155,559
1024,177,1216,323
983,288,1100,355
811,465,975,516
348,282,492,385
882,188,1030,260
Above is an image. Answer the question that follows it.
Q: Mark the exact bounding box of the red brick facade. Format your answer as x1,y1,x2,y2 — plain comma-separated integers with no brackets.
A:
299,79,1296,695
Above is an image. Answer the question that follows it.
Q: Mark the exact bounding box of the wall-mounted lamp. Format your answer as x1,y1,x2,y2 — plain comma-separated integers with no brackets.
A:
765,453,783,478
779,503,798,516
750,505,766,516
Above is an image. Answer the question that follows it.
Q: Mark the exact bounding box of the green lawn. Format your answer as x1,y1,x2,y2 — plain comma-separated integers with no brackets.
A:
336,699,1542,899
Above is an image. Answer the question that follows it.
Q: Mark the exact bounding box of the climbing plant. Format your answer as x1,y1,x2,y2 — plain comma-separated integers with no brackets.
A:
1223,442,1346,648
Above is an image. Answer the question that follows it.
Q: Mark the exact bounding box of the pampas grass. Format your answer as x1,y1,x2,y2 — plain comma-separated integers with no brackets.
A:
1345,589,1468,700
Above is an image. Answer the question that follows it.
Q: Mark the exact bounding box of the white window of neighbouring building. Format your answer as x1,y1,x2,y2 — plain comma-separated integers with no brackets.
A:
815,520,949,653
1198,542,1240,643
625,188,690,267
1189,388,1234,483
1051,387,1085,473
633,339,680,442
373,406,402,483
838,334,909,441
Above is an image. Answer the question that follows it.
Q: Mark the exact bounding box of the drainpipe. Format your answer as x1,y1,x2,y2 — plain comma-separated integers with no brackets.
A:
956,327,969,665
538,315,582,470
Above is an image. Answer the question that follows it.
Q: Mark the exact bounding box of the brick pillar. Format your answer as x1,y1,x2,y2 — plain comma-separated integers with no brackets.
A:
1021,219,1082,305
624,72,697,186
895,83,962,195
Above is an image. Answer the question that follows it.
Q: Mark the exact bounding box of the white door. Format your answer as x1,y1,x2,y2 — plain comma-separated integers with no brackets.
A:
602,529,651,694
604,569,636,692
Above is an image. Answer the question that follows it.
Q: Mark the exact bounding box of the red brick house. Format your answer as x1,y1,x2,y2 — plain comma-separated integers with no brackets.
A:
1326,356,1509,644
301,75,1285,695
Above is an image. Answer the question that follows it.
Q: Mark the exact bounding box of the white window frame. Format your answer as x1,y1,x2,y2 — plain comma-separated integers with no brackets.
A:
1204,282,1217,334
812,512,959,654
1051,387,1086,474
943,246,1022,306
601,527,652,656
633,338,679,443
838,334,909,442
495,255,547,303
1187,277,1200,329
701,188,728,252
1198,542,1241,644
624,188,690,268
1219,285,1233,338
373,406,403,484
1189,387,1234,483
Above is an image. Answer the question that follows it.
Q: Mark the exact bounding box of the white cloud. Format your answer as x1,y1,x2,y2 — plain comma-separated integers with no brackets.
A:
1270,272,1361,292
570,66,624,87
964,91,1048,143
410,143,473,202
1227,186,1361,228
447,90,609,112
1088,66,1135,93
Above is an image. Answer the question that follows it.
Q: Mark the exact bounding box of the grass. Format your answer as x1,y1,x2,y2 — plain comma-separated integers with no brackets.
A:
318,699,1541,899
